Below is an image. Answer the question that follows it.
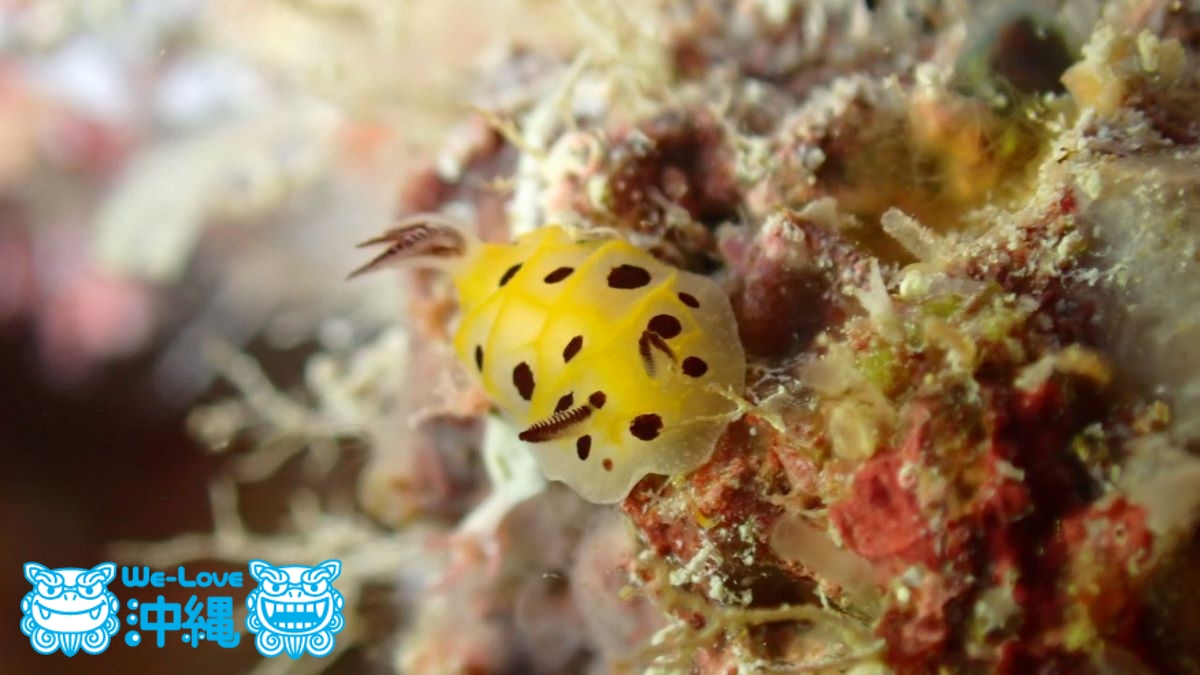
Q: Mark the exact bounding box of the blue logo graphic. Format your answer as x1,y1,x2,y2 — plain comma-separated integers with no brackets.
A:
20,562,120,656
245,560,344,659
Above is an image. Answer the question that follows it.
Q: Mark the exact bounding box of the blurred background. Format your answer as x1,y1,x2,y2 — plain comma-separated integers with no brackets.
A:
0,1,578,672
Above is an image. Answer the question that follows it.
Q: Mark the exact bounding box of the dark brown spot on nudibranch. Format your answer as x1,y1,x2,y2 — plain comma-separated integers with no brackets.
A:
563,335,583,362
513,362,535,401
589,391,607,409
678,292,700,308
602,458,613,471
607,264,651,289
682,356,709,377
474,345,484,371
576,435,591,460
630,413,663,441
543,266,574,284
499,263,522,287
555,393,574,413
647,314,682,339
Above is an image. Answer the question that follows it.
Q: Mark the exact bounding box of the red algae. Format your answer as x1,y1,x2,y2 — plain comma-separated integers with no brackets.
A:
829,410,939,575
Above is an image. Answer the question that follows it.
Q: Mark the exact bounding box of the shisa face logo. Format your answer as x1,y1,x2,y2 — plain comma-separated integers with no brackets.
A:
20,562,120,656
245,559,345,659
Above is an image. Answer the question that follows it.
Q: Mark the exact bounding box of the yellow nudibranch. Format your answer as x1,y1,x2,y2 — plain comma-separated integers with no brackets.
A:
352,217,746,503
